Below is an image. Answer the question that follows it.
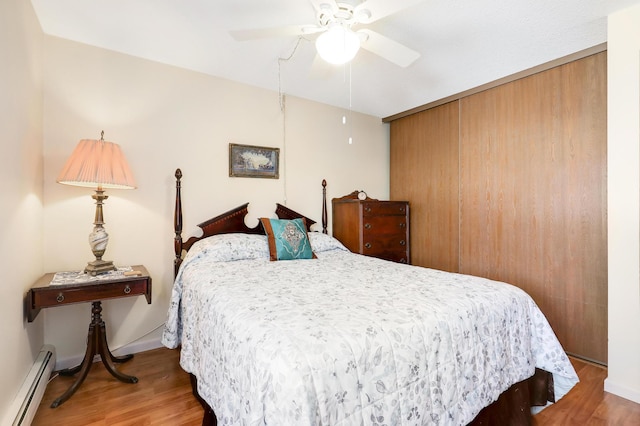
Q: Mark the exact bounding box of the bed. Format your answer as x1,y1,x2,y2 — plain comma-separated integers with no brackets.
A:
162,169,579,426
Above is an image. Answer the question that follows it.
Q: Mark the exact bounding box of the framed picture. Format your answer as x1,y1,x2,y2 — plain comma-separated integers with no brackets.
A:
229,143,280,179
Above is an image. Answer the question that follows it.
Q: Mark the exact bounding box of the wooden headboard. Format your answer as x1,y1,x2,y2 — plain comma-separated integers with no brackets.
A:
173,169,328,276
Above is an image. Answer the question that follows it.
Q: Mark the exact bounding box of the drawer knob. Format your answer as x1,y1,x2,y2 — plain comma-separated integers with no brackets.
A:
124,285,131,294
364,243,372,249
399,207,405,213
364,223,372,229
400,240,406,246
364,207,371,213
399,222,406,228
56,293,65,303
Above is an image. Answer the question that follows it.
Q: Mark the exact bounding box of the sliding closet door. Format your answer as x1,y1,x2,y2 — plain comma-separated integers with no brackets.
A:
390,102,459,272
459,53,607,363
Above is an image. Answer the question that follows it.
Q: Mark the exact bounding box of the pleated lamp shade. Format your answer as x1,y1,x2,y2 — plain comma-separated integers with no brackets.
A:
57,137,137,190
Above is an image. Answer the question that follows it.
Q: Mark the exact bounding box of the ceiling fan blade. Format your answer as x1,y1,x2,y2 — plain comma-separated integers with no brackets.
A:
354,0,426,24
230,25,316,41
358,29,420,67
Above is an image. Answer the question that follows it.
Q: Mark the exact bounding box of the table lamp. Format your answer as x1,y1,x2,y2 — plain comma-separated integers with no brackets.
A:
57,131,137,275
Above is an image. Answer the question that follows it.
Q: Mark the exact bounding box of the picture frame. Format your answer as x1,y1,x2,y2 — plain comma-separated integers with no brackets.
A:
229,143,280,179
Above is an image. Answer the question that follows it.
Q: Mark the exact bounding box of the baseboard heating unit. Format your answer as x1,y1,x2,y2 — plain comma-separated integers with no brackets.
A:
5,344,56,426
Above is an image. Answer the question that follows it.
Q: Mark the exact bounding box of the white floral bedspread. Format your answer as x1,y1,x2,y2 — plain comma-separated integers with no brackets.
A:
162,233,578,425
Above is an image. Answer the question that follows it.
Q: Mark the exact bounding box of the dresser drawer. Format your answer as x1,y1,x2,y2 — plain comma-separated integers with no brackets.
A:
362,233,408,254
362,202,408,217
379,251,410,264
32,280,149,309
362,216,407,235
363,246,409,264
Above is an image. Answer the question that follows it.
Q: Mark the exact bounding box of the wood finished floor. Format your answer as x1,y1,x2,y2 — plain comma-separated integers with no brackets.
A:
32,348,640,425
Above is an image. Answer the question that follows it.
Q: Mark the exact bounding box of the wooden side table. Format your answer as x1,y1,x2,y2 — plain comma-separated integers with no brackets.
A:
27,265,152,408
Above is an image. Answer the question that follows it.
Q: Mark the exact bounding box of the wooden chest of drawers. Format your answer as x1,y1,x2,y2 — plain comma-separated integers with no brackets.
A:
332,193,410,264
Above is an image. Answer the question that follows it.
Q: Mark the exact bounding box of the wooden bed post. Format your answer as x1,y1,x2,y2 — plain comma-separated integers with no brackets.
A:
322,179,328,234
174,168,183,278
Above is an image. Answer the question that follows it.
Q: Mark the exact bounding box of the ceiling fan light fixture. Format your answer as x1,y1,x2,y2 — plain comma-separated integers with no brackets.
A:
316,24,361,65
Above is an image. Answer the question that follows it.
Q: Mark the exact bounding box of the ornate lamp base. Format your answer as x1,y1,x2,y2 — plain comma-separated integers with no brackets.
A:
85,189,117,276
85,259,116,276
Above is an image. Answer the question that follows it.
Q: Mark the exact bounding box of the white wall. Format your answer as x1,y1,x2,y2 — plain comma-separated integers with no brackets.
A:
42,36,390,366
606,2,640,404
0,0,44,421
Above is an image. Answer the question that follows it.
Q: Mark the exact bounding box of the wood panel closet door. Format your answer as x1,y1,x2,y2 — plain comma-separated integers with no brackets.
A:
390,101,459,272
459,53,607,363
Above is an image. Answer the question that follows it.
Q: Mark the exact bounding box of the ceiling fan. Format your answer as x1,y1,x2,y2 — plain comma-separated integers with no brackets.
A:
229,0,425,67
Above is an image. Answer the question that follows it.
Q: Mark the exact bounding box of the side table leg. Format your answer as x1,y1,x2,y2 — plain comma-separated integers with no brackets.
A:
105,342,134,364
50,324,98,408
96,320,138,383
50,300,138,408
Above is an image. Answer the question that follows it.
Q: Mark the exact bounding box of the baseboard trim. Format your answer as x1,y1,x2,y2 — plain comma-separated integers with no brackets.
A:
604,378,640,404
54,336,164,371
3,345,56,426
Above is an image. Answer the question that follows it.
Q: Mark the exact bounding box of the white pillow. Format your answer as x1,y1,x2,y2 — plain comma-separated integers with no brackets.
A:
308,232,348,253
183,233,270,264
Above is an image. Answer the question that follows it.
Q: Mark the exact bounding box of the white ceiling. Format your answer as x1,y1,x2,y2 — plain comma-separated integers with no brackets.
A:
30,0,636,119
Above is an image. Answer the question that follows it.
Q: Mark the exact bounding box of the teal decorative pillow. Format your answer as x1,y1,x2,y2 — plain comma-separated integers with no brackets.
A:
260,218,316,261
